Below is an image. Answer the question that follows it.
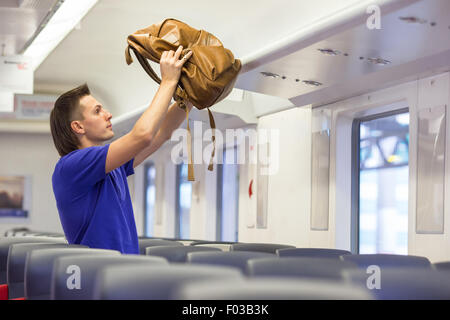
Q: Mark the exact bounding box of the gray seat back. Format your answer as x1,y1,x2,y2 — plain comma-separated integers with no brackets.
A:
145,245,221,262
7,242,84,299
186,251,276,274
247,257,358,280
231,243,295,254
277,248,351,258
174,277,373,300
0,236,66,284
138,239,183,254
340,254,431,269
24,247,119,300
51,254,168,300
343,267,450,299
93,264,242,300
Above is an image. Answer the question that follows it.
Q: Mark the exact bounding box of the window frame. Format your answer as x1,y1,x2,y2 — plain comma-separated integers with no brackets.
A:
216,145,240,242
143,161,156,237
351,107,409,253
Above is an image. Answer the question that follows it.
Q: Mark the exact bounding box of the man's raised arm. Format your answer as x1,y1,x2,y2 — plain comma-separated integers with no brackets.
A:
105,46,192,174
133,100,193,168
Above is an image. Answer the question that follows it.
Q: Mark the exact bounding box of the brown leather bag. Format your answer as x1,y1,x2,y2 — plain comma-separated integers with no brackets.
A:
125,18,241,181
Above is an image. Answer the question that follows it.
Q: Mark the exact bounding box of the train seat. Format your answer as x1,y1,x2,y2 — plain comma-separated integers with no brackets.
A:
190,241,238,251
231,243,295,254
340,254,431,269
24,248,119,300
0,236,67,284
92,264,242,299
6,243,85,299
433,261,450,271
277,248,351,258
145,245,221,263
246,257,358,280
344,267,450,299
186,251,275,274
51,254,168,300
138,238,183,255
173,277,373,300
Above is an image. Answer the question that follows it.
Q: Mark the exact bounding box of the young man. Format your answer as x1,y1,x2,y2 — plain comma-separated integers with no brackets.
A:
50,46,193,254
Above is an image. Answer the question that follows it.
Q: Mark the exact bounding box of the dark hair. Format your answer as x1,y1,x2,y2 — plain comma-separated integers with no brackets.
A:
50,83,90,157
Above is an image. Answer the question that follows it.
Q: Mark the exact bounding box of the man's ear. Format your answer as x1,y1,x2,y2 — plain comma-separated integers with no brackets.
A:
70,120,84,134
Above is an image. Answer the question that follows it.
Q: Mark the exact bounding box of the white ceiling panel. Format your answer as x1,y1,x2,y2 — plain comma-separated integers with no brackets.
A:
30,0,364,118
0,0,57,56
2,0,447,129
236,0,450,108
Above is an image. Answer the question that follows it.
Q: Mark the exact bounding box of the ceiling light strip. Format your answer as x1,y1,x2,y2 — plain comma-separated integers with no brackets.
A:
19,0,65,54
23,0,98,71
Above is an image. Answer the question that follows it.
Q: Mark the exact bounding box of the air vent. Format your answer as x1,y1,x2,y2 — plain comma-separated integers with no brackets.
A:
399,16,427,24
367,57,391,66
260,72,280,79
318,48,341,56
302,80,323,87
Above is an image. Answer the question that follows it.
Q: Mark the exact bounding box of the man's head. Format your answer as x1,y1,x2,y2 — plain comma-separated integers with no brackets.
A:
50,84,113,157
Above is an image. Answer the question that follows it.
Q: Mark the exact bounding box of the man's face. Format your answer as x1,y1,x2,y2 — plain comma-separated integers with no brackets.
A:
76,95,114,143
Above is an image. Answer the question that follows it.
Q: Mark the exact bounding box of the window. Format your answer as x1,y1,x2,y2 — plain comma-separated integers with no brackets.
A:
216,147,240,241
175,163,192,239
144,162,156,237
352,109,409,254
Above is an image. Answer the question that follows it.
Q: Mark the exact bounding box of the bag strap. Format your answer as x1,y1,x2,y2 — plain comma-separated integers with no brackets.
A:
206,108,216,171
126,45,160,84
126,45,189,101
184,105,195,181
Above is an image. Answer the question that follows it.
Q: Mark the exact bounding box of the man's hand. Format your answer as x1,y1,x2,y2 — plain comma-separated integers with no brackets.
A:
160,46,193,85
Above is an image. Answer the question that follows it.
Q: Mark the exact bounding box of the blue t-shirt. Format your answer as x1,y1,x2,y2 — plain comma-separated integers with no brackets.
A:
52,144,139,254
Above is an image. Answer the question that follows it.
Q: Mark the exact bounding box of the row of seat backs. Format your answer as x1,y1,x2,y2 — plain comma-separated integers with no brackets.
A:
4,228,65,238
145,246,438,279
2,234,368,299
138,238,298,254
3,243,243,300
48,250,369,300
50,251,372,300
55,250,450,300
138,237,450,271
3,237,450,299
140,239,443,270
1,238,238,300
7,243,86,299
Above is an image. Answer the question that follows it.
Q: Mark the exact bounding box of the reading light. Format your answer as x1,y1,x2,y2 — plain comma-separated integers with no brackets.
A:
318,48,341,56
399,16,427,24
260,72,280,78
367,57,391,66
22,0,98,71
302,80,323,87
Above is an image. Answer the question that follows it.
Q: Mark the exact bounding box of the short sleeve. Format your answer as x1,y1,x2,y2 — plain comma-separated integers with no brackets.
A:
60,145,109,192
123,158,135,177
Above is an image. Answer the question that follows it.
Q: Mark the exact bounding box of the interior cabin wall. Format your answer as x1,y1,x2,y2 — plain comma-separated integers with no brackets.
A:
329,71,450,262
0,132,63,235
236,107,313,247
135,71,450,263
